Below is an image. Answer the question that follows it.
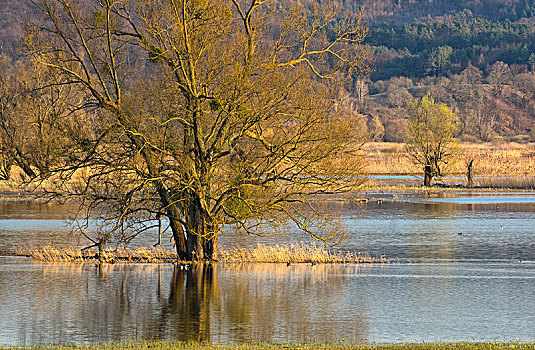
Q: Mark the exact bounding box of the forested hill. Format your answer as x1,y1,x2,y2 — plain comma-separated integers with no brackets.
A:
5,0,535,76
333,0,535,141
347,0,535,23
1,0,535,140
0,0,33,55
369,11,535,80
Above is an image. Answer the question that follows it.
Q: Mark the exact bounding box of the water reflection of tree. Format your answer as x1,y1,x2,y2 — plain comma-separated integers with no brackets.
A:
12,263,369,344
156,264,216,342
407,201,461,261
215,263,369,343
151,263,370,343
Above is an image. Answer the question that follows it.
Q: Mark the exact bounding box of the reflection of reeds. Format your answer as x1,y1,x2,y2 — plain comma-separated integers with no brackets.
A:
18,243,387,264
7,341,535,349
219,243,386,264
218,262,372,277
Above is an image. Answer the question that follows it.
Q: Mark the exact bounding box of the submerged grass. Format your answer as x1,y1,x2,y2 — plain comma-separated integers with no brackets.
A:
2,341,535,350
17,243,385,264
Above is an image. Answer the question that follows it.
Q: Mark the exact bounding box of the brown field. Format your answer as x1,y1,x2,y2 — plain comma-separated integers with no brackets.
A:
360,142,535,178
1,142,533,194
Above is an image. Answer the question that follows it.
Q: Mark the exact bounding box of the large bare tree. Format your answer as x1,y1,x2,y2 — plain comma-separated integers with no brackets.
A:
26,0,370,260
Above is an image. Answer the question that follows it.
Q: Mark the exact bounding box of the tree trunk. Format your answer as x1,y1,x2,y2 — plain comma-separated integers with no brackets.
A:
13,146,38,179
185,198,218,261
15,158,37,179
424,165,433,186
467,159,474,187
169,215,188,261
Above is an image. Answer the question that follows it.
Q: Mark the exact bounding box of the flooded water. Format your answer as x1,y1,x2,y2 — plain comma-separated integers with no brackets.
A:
0,192,535,345
1,260,535,345
346,194,535,262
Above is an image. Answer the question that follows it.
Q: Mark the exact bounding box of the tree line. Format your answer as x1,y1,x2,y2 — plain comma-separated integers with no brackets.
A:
370,10,535,80
343,0,535,23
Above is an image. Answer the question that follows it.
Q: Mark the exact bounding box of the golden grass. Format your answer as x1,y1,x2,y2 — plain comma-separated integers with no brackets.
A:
2,142,532,195
219,243,384,264
360,142,535,177
17,246,179,264
18,243,385,264
474,176,535,190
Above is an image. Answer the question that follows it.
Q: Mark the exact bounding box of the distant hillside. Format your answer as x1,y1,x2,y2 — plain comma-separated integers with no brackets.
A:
344,66,535,142
369,11,535,81
0,0,33,55
1,0,534,141
345,0,535,23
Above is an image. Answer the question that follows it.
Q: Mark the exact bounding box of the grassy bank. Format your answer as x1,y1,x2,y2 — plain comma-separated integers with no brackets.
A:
1,342,534,350
17,243,383,264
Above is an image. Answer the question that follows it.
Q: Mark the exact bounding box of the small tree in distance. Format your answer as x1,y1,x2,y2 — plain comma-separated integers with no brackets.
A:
405,94,459,186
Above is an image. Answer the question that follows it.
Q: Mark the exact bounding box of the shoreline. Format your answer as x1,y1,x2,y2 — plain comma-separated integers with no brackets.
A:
1,183,533,264
0,180,534,202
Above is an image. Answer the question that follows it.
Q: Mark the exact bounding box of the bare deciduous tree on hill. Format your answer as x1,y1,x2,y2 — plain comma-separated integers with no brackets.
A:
26,0,371,260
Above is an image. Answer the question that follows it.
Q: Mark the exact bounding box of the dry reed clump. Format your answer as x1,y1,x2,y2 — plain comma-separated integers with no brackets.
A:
474,176,535,190
18,243,386,264
219,243,386,264
18,246,179,263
